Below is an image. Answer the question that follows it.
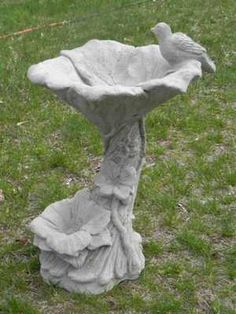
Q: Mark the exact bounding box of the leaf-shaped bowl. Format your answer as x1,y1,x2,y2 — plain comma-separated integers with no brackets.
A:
28,39,202,136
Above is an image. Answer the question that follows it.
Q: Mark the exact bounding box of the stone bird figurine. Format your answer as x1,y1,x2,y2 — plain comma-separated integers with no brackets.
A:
151,22,216,73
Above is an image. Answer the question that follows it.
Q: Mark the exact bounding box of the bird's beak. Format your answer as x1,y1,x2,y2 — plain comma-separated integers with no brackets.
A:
151,27,154,33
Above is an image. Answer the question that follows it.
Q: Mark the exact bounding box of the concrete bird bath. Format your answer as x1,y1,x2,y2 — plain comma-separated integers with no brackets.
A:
28,38,203,294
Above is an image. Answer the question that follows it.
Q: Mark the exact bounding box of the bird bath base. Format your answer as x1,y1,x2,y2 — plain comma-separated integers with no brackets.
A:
30,119,146,294
27,33,212,294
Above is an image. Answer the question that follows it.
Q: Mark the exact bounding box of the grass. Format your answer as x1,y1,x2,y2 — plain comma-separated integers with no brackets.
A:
0,0,235,313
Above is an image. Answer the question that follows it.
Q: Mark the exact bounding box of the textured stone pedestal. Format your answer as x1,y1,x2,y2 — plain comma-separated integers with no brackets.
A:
28,38,203,294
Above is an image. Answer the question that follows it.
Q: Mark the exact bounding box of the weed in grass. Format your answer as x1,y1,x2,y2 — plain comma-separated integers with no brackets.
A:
210,298,236,314
177,230,212,257
220,213,236,238
0,297,40,314
149,294,183,314
158,261,183,277
143,239,162,258
224,246,236,280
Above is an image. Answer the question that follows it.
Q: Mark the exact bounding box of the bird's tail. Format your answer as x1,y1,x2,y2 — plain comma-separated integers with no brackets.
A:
201,54,216,73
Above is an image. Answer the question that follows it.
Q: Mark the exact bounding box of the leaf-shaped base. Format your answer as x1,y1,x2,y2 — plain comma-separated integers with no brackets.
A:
29,187,144,294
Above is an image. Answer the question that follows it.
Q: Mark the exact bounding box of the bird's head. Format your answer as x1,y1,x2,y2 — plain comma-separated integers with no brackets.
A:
151,22,172,41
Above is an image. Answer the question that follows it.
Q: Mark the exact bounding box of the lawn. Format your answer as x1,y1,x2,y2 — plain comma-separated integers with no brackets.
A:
0,0,235,313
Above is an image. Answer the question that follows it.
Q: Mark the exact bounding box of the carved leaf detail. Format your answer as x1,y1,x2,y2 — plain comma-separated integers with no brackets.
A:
34,235,51,251
29,191,112,256
40,251,69,277
113,186,131,203
99,185,113,197
88,229,112,250
46,230,92,256
95,160,137,203
81,210,110,235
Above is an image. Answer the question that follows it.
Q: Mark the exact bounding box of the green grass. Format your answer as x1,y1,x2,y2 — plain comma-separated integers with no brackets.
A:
0,0,236,313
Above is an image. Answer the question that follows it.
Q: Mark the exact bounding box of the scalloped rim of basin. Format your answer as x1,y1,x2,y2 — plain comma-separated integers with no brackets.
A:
27,39,202,95
27,40,202,137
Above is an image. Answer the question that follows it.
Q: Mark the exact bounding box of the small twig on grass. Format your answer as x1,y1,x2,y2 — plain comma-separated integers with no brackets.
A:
0,21,66,40
0,0,155,40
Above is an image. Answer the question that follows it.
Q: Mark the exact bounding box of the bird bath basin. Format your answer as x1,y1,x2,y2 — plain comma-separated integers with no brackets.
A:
28,38,203,294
